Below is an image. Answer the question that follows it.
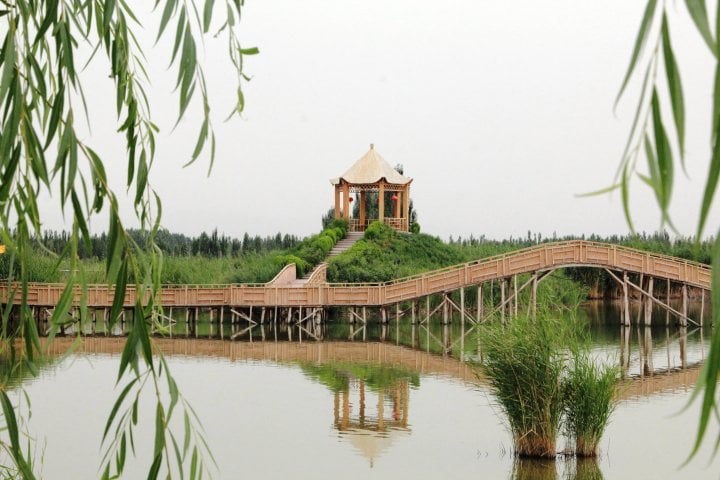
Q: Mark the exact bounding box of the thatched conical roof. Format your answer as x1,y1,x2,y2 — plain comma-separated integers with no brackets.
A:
331,145,412,186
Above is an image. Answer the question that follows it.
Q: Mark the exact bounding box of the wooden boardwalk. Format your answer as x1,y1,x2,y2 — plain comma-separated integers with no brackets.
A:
0,240,710,309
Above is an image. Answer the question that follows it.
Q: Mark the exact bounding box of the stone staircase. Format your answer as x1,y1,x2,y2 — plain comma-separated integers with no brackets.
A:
297,232,364,283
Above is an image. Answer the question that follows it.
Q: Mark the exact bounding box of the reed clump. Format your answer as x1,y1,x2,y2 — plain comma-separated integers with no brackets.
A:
480,314,618,459
481,315,568,458
562,353,618,457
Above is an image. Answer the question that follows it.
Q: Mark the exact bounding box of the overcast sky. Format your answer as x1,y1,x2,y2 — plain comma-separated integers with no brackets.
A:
38,0,720,240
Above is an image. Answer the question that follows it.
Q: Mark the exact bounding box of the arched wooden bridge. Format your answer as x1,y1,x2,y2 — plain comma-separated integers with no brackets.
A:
0,240,711,326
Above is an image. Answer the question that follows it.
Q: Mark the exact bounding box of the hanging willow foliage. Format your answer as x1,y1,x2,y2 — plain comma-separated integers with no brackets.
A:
0,0,253,477
615,0,720,462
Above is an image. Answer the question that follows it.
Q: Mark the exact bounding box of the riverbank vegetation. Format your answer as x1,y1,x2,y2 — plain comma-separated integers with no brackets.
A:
0,225,710,289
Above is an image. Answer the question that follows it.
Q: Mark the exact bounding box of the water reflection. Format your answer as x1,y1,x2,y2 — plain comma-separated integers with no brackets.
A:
6,300,715,479
300,363,417,466
510,456,604,480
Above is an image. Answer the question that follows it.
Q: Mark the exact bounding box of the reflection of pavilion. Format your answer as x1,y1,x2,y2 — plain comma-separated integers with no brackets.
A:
300,361,417,466
333,378,410,431
333,378,411,467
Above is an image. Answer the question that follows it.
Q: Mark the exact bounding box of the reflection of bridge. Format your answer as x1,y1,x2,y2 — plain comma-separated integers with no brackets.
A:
0,241,711,326
41,336,703,400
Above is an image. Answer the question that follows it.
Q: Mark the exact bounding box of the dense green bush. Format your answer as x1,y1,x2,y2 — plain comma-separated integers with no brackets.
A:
327,223,463,282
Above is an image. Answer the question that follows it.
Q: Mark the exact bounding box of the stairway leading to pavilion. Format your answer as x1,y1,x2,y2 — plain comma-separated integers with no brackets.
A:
292,232,364,285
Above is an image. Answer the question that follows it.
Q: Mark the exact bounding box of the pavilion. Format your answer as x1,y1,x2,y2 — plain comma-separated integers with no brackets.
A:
330,145,413,232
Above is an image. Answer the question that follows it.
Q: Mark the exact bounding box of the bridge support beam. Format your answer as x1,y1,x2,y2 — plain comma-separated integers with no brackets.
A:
622,271,630,326
477,284,483,323
681,285,688,327
644,277,654,326
500,280,506,323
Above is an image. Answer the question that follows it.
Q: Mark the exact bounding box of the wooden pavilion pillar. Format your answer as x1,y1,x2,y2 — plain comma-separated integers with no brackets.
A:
378,181,385,222
393,191,400,219
403,185,410,230
334,184,340,219
360,191,366,227
342,182,350,219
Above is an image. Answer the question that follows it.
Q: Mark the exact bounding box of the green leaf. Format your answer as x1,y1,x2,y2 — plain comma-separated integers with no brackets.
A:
157,0,178,42
621,162,634,233
102,377,139,440
698,92,720,239
203,0,215,32
0,19,16,105
688,233,720,459
239,46,259,55
153,401,166,457
135,150,148,205
684,0,716,56
650,89,674,220
661,13,685,163
103,0,117,34
616,0,658,106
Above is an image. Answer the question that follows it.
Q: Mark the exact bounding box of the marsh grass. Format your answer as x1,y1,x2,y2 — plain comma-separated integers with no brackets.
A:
481,315,571,457
562,354,618,457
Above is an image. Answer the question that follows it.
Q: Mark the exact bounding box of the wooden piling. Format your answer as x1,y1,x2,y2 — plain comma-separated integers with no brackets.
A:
681,285,688,327
622,271,630,326
644,277,653,326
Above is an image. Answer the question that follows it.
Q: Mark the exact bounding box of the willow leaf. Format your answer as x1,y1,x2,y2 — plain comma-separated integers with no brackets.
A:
698,104,720,239
0,20,16,105
203,0,214,32
684,0,716,56
616,0,658,106
661,13,685,163
650,89,674,218
688,233,720,459
103,377,139,440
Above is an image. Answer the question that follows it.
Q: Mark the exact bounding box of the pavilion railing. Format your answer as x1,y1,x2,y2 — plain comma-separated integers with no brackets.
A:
349,218,408,232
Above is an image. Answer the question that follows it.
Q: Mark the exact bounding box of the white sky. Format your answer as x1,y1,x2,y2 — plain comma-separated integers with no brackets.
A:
37,0,720,240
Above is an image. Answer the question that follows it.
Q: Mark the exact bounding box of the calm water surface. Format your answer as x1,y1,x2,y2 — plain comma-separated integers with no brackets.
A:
7,302,720,479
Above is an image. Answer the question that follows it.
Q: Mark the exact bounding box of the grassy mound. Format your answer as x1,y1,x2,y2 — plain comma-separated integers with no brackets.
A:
326,222,463,283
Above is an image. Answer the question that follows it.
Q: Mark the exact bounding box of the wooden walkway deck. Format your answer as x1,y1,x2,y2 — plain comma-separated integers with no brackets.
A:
0,240,711,308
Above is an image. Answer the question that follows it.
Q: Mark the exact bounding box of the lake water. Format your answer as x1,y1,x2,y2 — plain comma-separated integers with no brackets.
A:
3,301,719,479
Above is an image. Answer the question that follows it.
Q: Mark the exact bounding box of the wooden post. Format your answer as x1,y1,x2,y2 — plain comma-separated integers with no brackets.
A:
260,307,266,324
681,284,688,327
442,295,449,325
360,191,366,229
531,274,538,320
403,184,410,230
426,296,430,323
700,289,705,326
378,182,385,222
666,279,671,326
644,277,653,326
500,279,506,323
622,271,630,326
477,284,483,323
460,287,465,326
342,182,350,220
411,302,416,324
334,185,340,219
513,275,518,317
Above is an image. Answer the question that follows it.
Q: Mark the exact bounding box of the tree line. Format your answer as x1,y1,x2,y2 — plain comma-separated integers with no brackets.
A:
34,228,301,259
